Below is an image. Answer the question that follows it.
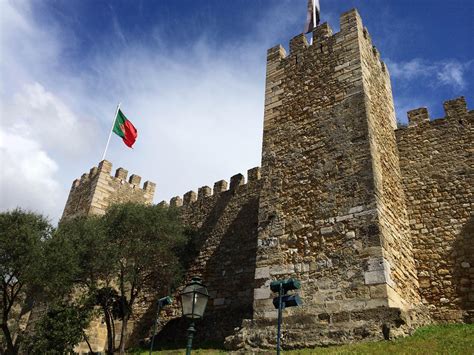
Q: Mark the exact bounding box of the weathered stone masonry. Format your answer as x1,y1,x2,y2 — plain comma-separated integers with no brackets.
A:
62,160,155,219
397,97,474,323
62,8,472,352
235,9,426,350
155,168,263,344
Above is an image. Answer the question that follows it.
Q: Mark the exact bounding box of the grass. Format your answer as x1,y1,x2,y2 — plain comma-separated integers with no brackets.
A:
134,324,474,354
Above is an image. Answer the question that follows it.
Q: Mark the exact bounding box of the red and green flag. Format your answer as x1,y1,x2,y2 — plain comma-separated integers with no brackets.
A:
113,109,138,148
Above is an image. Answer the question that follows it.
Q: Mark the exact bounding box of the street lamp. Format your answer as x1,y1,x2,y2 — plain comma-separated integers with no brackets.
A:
180,277,209,355
149,296,172,355
270,278,302,354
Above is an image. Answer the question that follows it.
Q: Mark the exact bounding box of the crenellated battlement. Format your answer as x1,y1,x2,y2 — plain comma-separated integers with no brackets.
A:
266,9,387,74
399,96,472,128
69,160,155,194
62,160,155,220
168,167,261,207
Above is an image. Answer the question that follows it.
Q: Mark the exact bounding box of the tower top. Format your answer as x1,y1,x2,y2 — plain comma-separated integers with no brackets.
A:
61,160,155,220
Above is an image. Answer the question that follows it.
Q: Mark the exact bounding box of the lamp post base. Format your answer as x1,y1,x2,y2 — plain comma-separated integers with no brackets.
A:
186,321,196,355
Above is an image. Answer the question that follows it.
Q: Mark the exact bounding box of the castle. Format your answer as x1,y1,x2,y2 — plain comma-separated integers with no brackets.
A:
63,9,473,351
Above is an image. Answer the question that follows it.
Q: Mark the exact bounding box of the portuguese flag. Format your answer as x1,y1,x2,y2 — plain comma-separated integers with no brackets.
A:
113,109,138,148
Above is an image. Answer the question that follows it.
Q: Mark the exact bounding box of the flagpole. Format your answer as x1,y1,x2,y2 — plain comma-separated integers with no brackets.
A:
313,1,317,29
101,102,121,161
309,0,317,45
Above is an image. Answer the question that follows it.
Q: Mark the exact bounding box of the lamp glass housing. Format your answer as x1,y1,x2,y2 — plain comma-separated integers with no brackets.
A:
180,277,209,319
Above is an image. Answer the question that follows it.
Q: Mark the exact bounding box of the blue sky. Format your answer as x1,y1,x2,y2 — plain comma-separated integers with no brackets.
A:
1,0,473,223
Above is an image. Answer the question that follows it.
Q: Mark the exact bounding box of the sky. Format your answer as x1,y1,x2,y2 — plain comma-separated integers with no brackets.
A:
1,0,473,224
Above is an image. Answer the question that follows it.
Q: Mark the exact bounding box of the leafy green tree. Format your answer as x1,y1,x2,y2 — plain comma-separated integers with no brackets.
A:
54,215,113,289
0,209,52,354
54,204,187,355
103,203,186,354
54,215,117,353
26,300,94,354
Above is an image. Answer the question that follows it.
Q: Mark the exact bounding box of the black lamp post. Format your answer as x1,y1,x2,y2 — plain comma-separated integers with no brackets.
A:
180,277,209,355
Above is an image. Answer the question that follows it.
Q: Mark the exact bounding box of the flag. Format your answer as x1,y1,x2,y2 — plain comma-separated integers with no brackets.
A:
113,109,138,148
304,0,321,34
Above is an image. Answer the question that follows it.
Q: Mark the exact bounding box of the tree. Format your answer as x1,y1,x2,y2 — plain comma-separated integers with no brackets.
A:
25,300,94,354
54,215,117,353
0,209,52,354
55,204,187,354
103,203,186,354
53,215,113,290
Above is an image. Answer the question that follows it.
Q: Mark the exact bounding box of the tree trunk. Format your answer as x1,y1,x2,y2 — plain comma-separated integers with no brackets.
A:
83,333,96,355
1,323,17,355
118,316,128,355
102,307,114,355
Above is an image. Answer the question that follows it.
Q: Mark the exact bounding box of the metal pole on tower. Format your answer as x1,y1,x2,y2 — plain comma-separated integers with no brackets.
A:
313,0,317,29
101,102,121,161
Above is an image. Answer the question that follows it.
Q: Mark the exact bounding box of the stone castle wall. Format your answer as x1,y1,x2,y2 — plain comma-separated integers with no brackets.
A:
360,22,420,309
396,97,474,323
62,8,472,353
62,160,155,220
144,168,263,345
235,9,427,350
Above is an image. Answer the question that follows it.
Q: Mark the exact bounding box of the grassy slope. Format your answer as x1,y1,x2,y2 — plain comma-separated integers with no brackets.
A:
138,324,474,354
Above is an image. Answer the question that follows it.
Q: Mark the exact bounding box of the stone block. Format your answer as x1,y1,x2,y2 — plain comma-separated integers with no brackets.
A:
255,266,270,279
98,160,112,173
247,167,261,182
198,186,212,199
443,96,467,117
129,174,141,185
230,173,245,190
115,167,128,180
254,287,271,300
407,107,429,126
170,196,183,207
364,270,386,285
213,179,228,193
320,226,333,235
183,190,197,205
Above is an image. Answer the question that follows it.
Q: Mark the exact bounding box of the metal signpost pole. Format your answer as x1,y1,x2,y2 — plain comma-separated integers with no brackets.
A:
149,303,161,355
277,283,283,355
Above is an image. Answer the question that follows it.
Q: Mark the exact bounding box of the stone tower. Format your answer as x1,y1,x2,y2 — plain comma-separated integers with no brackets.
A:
62,160,156,220
243,9,427,346
61,8,472,351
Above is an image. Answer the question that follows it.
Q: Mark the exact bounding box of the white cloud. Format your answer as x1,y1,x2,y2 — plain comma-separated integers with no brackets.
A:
393,96,434,126
4,82,98,158
387,58,471,90
437,62,467,89
0,130,60,220
0,1,98,222
0,0,304,223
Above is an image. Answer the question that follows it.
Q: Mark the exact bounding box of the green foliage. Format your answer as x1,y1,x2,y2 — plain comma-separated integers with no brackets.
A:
0,208,52,290
0,204,187,354
0,208,54,354
54,215,112,287
104,202,186,294
26,301,93,354
53,203,187,354
102,202,187,353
